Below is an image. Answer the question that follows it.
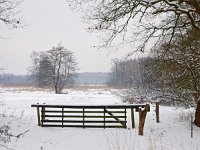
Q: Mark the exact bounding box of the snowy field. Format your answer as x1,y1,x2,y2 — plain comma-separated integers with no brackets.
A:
0,87,199,150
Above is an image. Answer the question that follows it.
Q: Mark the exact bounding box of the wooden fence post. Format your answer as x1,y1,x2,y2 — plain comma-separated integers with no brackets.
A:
155,102,160,123
104,108,106,129
83,108,85,128
62,108,64,128
131,108,135,128
41,107,45,126
37,106,40,126
138,104,149,135
124,108,127,128
191,115,193,138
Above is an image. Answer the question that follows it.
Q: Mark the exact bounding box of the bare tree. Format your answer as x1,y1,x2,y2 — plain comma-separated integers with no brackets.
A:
38,53,54,87
48,44,78,94
68,0,200,51
28,52,53,87
0,0,21,32
28,51,40,86
153,30,200,126
29,44,78,94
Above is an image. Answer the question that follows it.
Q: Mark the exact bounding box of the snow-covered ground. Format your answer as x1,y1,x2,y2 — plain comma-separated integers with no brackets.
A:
0,87,199,150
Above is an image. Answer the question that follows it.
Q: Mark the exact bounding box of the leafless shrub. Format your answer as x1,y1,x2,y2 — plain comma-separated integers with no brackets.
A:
0,125,11,143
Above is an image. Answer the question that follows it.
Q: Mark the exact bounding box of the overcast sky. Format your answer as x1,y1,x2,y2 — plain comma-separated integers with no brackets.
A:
0,0,139,75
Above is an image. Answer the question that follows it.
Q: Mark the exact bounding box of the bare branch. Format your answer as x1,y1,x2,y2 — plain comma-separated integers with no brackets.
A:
67,0,200,51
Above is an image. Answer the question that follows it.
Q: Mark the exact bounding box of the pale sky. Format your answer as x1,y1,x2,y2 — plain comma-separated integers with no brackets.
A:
0,0,139,75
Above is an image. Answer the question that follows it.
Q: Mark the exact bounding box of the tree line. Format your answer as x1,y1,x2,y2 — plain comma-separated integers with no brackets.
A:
108,30,200,106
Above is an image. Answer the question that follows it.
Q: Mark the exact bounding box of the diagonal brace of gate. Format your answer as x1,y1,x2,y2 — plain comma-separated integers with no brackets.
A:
105,109,126,128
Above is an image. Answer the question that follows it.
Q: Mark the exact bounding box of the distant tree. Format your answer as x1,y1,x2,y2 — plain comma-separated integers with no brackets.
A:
108,57,157,89
29,44,78,94
38,53,54,87
28,51,40,87
48,44,78,94
107,59,124,87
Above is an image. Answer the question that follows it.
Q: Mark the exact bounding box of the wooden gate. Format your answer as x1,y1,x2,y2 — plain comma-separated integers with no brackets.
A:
31,104,150,135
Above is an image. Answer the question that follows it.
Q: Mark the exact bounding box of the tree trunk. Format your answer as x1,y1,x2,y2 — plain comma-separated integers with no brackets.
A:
55,85,58,94
194,100,200,127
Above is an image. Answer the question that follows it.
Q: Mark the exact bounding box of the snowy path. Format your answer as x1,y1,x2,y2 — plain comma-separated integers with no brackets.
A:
0,88,199,150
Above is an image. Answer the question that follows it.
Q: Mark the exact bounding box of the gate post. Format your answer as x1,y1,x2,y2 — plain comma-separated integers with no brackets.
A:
131,108,135,128
155,102,160,123
41,107,45,126
138,104,150,135
37,105,40,126
83,108,85,128
124,108,127,128
62,108,64,128
104,108,106,129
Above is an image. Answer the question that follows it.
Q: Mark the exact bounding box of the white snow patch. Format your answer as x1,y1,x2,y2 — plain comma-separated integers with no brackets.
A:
0,88,199,150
